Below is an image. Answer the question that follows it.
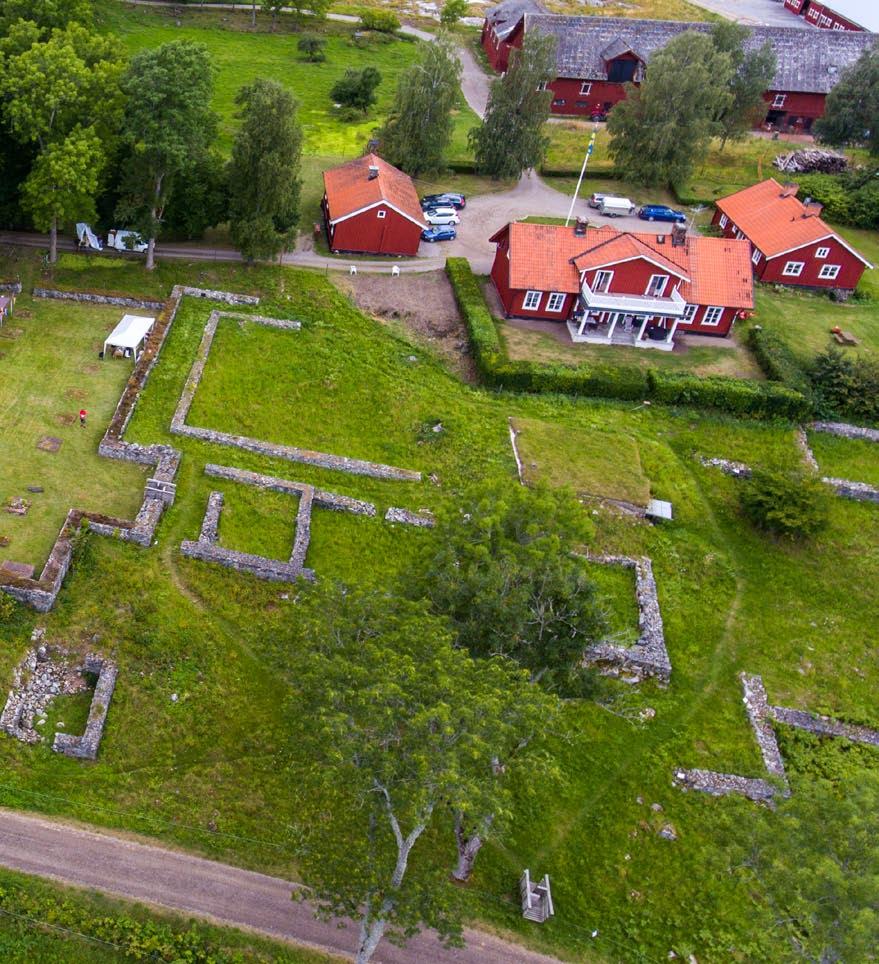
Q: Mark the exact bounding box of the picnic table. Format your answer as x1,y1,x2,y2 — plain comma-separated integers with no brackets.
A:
831,329,859,346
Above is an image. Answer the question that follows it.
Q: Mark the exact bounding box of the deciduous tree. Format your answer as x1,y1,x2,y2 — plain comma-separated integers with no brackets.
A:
607,31,733,187
297,34,326,62
116,41,217,269
711,21,776,148
287,587,554,964
815,45,879,156
331,67,382,115
380,35,461,176
413,480,609,694
469,33,556,179
440,0,469,27
0,0,93,36
228,78,302,261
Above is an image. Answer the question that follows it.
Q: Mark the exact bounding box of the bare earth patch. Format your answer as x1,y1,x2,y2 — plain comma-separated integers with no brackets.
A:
336,271,476,381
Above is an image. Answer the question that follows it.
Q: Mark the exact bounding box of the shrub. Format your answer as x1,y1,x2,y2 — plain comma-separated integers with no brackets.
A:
359,8,400,32
445,257,504,378
297,35,326,62
0,592,16,623
746,325,812,395
647,371,812,421
740,468,830,539
330,67,382,114
795,170,879,230
810,347,879,423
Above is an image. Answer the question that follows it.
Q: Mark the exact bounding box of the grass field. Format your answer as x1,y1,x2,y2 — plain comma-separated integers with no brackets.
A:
0,296,147,570
512,416,652,505
807,430,879,488
1,251,878,962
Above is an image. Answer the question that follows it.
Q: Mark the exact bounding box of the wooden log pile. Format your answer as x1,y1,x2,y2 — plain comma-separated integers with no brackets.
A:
773,149,848,174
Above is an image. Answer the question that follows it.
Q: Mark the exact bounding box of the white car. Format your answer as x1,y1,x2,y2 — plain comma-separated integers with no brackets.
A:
588,192,624,209
423,207,460,226
106,229,148,253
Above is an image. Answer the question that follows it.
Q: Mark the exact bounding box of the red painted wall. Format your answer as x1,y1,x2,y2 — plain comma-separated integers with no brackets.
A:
327,201,422,257
762,90,827,130
803,1,866,31
759,237,866,290
481,22,509,71
490,239,516,315
582,257,683,298
546,78,627,116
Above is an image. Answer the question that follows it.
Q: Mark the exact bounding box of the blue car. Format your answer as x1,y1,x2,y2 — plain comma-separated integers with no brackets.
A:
638,204,687,223
421,225,457,242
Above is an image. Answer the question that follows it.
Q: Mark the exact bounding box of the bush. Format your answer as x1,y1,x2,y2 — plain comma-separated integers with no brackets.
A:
298,35,326,62
0,592,17,623
810,347,879,423
445,257,504,378
795,171,879,230
330,67,382,114
359,8,400,32
740,468,830,539
747,325,812,395
646,371,812,421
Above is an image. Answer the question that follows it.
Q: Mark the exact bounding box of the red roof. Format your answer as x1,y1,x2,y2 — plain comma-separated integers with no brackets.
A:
323,154,424,227
715,178,871,265
492,221,754,308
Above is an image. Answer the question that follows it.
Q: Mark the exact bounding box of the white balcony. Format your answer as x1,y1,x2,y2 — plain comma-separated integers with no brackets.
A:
581,280,686,317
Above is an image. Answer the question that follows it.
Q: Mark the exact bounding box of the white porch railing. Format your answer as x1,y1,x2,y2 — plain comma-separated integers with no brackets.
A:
581,281,686,317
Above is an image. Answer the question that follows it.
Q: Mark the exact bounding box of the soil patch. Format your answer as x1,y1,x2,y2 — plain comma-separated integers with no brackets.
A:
36,436,62,453
0,560,34,579
336,270,476,382
65,388,87,401
57,413,76,426
0,328,23,340
82,364,101,375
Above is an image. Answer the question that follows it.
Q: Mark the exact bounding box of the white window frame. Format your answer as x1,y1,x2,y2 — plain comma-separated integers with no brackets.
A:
772,93,786,108
816,246,830,259
377,209,387,219
579,81,592,95
537,81,548,92
702,306,724,327
545,291,566,313
682,304,698,322
522,290,543,310
782,261,805,277
818,264,841,280
752,249,762,265
719,214,728,229
593,269,614,292
645,274,668,297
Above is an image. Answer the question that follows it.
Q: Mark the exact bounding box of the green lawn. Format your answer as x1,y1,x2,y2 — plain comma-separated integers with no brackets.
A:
0,296,147,570
0,250,878,962
807,430,879,488
512,416,652,505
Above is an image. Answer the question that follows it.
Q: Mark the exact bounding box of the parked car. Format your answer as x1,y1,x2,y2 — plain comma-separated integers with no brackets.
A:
423,207,460,226
598,197,636,218
421,192,466,210
421,225,457,242
589,192,624,209
106,229,148,253
638,204,687,223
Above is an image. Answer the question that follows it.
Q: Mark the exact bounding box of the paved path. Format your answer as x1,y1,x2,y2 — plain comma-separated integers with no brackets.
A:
0,808,564,963
686,0,809,27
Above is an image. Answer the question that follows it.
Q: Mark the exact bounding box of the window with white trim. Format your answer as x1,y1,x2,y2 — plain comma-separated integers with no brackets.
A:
815,246,830,259
818,264,841,280
682,304,698,322
782,261,805,277
645,274,668,297
594,270,613,292
752,249,762,265
772,93,786,108
579,81,592,95
537,81,548,91
719,214,728,229
546,292,566,312
377,209,387,219
702,306,724,327
523,290,542,310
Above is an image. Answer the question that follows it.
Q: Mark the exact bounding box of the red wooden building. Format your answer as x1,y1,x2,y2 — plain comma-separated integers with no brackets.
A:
481,4,876,130
322,154,425,257
713,179,872,295
489,221,754,350
784,0,879,32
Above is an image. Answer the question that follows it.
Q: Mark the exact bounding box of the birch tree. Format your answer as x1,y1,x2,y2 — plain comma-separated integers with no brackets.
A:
380,35,462,176
288,587,553,964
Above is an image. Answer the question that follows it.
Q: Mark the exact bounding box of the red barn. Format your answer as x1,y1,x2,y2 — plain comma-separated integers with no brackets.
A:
713,179,873,295
489,221,754,350
483,5,875,130
322,154,425,257
784,0,879,32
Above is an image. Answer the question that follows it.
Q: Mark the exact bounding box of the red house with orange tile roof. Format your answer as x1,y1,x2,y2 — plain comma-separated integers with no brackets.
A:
322,154,425,257
713,179,872,295
489,221,754,350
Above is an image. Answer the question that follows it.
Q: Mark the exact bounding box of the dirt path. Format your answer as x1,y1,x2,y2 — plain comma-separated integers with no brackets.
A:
0,808,564,964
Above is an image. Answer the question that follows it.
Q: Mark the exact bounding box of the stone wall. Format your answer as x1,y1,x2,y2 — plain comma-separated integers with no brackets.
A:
32,288,164,311
52,655,118,760
811,420,879,444
822,477,879,503
0,282,23,294
181,539,314,583
385,507,435,527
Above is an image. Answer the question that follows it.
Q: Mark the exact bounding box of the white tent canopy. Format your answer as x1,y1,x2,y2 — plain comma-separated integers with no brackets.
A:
103,314,155,360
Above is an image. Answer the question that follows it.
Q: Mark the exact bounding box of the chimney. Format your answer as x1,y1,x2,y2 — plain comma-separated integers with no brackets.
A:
573,217,587,237
367,164,379,180
671,223,686,247
780,182,799,199
802,198,823,218
656,234,666,245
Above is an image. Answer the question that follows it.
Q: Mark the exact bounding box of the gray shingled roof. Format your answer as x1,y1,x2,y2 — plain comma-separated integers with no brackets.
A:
522,14,876,94
484,0,545,40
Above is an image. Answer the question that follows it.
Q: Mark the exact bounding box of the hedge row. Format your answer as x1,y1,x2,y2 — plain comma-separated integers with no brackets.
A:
446,258,812,421
747,324,813,395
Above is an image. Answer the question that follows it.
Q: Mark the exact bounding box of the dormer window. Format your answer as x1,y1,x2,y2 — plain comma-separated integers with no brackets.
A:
579,81,592,95
772,94,786,108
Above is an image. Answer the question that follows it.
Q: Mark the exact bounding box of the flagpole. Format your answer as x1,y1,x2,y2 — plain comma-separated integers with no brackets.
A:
564,129,597,228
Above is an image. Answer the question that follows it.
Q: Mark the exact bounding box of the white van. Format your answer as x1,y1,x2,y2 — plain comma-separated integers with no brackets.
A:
598,197,636,218
107,229,148,253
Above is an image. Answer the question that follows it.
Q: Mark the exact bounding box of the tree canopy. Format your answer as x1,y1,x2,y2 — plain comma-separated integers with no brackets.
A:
607,30,734,187
710,21,776,148
815,45,879,156
469,33,556,179
380,35,462,176
331,67,382,115
287,586,555,964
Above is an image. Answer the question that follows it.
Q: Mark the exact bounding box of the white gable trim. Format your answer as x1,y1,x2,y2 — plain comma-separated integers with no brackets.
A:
329,199,425,230
579,253,690,281
763,234,873,268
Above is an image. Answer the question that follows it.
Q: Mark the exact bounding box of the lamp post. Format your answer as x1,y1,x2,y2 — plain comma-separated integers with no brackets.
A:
564,127,598,228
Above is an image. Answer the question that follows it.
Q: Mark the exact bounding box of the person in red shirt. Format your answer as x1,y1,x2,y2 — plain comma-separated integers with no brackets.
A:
79,409,87,427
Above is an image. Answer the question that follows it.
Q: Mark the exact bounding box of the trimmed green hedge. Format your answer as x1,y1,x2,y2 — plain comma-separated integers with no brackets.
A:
446,258,813,420
747,325,812,395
